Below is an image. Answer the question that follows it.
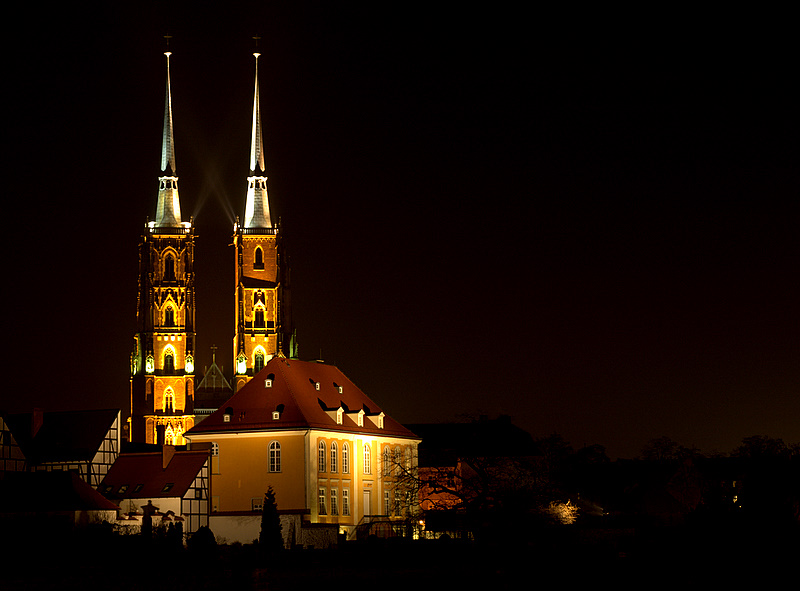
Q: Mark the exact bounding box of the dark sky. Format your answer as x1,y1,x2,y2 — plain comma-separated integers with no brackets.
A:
5,4,798,458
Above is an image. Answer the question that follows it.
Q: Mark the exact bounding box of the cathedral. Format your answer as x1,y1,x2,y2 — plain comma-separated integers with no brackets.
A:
129,52,196,446
129,53,418,545
129,51,294,444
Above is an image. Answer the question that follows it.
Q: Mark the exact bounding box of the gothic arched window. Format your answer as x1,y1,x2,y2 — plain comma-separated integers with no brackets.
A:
254,247,264,270
164,349,175,374
254,308,265,328
164,306,175,327
164,388,174,413
164,254,176,281
254,350,265,373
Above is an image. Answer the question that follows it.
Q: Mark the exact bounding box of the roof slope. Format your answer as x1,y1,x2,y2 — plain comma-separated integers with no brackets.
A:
100,450,208,500
4,409,119,464
186,357,417,439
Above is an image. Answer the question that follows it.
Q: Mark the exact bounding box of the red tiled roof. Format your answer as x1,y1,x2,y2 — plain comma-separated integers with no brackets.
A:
185,357,417,439
100,450,208,499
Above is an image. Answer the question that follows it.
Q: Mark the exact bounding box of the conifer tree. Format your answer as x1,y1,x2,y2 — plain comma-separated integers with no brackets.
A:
259,486,283,553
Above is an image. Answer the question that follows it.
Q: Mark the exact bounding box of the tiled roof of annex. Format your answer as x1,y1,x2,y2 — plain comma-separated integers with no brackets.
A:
99,449,208,500
185,357,417,440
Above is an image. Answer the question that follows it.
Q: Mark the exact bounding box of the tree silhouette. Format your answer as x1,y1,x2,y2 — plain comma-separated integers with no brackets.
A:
259,486,283,553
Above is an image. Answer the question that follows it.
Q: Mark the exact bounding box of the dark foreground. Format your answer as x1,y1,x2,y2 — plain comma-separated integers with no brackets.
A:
4,523,798,590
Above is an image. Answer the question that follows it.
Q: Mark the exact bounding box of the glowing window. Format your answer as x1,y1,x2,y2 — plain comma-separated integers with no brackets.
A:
383,447,390,476
254,350,265,373
342,443,350,474
318,440,326,472
363,444,371,474
330,442,338,473
342,489,350,515
318,488,327,515
331,489,339,515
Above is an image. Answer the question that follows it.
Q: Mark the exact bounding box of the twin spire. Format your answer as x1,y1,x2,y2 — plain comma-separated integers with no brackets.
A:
153,51,274,230
243,52,273,229
154,51,182,227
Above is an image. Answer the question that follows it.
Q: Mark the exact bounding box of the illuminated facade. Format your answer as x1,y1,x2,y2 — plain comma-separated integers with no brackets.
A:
233,53,293,392
130,52,196,444
185,357,419,545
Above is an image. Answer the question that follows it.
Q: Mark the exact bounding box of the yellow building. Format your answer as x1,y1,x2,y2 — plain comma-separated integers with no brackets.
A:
233,53,293,393
130,52,196,445
184,356,419,545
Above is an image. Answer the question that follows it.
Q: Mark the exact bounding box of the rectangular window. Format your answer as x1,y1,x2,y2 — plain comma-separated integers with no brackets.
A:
331,489,339,516
342,489,350,516
252,497,263,512
384,491,390,516
318,488,327,515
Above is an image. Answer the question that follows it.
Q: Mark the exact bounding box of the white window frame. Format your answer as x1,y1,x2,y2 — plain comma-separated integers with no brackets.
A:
269,440,281,472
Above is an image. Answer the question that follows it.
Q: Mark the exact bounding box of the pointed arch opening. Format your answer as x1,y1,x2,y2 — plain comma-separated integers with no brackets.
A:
164,253,176,281
163,346,175,374
163,387,175,413
254,347,266,373
254,246,264,270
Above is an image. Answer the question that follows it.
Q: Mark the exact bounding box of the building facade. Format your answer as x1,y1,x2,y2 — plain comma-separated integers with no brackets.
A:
185,357,419,544
1,409,121,488
233,53,293,393
130,52,196,444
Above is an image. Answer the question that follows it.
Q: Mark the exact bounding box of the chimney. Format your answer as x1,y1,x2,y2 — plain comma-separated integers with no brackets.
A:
31,408,44,438
162,445,176,469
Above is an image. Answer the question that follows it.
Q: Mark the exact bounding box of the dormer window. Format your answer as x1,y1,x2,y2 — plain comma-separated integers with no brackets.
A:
272,411,280,420
265,379,273,388
336,408,343,425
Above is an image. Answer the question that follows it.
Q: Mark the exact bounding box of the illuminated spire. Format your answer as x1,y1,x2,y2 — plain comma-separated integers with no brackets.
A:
155,51,183,227
243,52,273,229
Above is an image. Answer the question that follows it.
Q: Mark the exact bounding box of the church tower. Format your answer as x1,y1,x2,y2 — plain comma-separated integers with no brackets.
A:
233,52,293,392
130,52,196,444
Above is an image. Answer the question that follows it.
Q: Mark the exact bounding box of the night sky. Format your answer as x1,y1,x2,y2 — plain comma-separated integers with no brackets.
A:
5,4,798,458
